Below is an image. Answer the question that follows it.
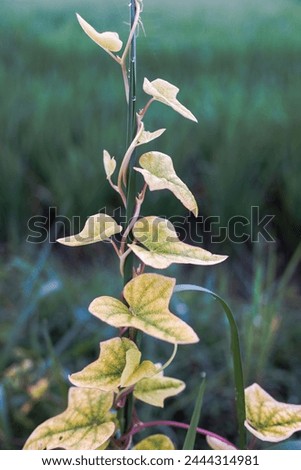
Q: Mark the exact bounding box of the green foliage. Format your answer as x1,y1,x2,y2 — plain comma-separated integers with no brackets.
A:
1,0,301,248
1,0,300,452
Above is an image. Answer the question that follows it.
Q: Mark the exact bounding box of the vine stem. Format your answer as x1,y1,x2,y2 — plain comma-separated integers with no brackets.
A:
156,344,178,374
123,0,139,284
121,1,141,103
110,239,120,257
117,122,144,193
120,183,147,256
117,0,139,437
138,98,155,122
122,420,237,449
106,176,127,208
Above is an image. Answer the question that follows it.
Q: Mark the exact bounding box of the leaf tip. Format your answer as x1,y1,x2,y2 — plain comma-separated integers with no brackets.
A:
76,13,122,52
56,236,68,246
206,435,237,450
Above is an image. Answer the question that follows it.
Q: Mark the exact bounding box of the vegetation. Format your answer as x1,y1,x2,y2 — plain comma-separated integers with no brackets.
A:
0,0,301,450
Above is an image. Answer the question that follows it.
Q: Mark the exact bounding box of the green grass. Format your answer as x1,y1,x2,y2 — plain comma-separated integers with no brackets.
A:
1,0,301,247
1,0,301,450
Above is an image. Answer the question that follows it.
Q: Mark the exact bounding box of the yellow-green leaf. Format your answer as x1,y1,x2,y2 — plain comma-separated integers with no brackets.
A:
134,373,185,407
129,217,227,269
143,78,197,122
56,213,122,247
24,388,115,450
89,273,199,344
103,150,116,178
134,152,198,216
245,383,301,442
76,14,122,52
134,434,175,450
120,348,156,388
70,337,156,390
136,128,166,146
206,436,237,450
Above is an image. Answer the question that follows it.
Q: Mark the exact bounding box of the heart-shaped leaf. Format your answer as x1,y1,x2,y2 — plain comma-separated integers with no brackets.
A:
143,78,197,122
134,152,198,216
134,434,175,450
129,217,227,269
206,435,237,450
136,128,166,146
24,388,115,450
245,383,301,442
76,14,123,52
57,213,122,247
103,150,116,178
69,337,156,390
89,273,199,344
134,373,185,407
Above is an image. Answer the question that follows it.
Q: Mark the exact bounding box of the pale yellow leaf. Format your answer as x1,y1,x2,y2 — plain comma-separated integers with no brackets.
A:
56,213,122,247
76,14,122,52
89,273,199,344
245,383,301,442
143,78,197,122
134,373,185,407
134,434,175,450
206,435,237,450
134,152,198,216
103,150,116,178
129,216,227,269
24,388,115,450
70,337,156,391
136,128,166,146
120,349,156,388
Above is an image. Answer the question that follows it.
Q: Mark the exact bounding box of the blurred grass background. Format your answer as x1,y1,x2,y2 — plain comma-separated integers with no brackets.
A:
0,0,301,449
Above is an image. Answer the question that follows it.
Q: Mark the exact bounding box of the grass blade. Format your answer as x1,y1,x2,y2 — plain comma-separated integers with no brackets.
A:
174,284,246,450
182,377,206,450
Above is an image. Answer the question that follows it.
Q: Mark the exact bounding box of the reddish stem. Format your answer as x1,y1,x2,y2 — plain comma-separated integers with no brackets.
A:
123,420,237,449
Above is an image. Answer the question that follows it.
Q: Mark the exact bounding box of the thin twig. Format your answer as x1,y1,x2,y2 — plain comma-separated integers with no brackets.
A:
121,1,141,64
138,97,155,122
120,183,147,255
121,62,130,103
107,177,127,208
115,386,135,409
117,122,144,192
107,50,122,64
155,344,178,375
110,238,120,257
120,246,134,277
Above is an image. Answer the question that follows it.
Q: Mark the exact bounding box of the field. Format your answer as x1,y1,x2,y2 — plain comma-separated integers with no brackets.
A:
0,0,301,449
